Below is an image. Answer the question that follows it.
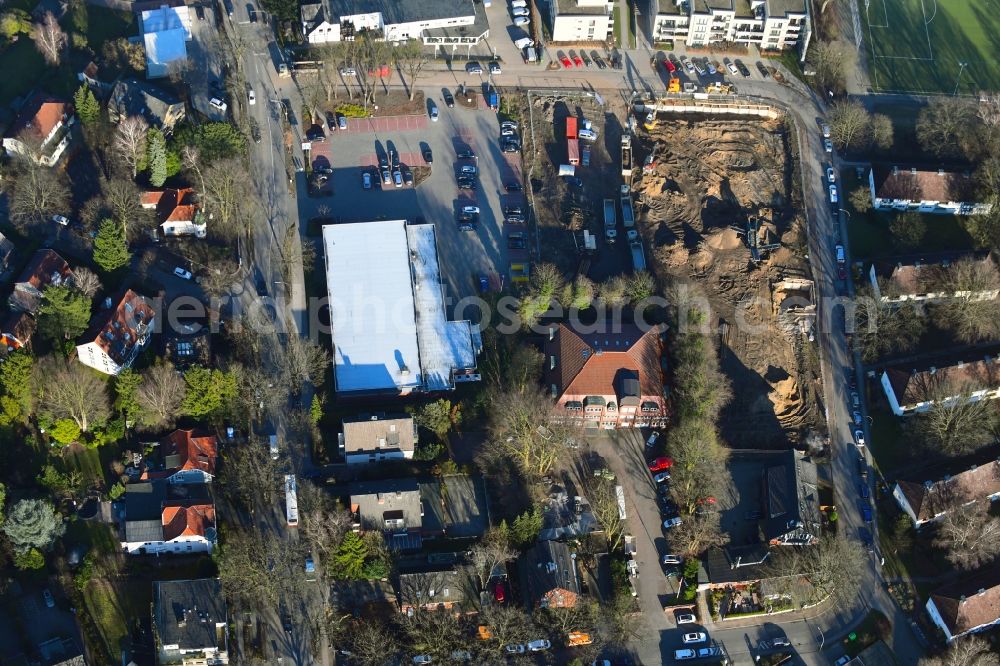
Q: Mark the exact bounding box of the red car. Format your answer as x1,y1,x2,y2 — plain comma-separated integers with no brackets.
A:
648,457,674,472
572,53,584,67
560,54,573,68
664,59,677,74
493,581,506,603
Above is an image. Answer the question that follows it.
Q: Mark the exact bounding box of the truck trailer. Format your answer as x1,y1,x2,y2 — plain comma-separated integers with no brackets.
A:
604,198,617,243
566,117,579,165
631,240,646,272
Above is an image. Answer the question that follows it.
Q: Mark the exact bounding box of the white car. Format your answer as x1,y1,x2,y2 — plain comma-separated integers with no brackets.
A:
526,640,551,652
462,205,481,215
511,0,527,6
429,102,438,121
662,554,682,565
51,214,69,226
502,120,519,130
682,632,707,644
173,267,193,280
826,166,836,183
393,170,403,188
578,128,597,141
340,67,357,76
504,644,525,654
676,613,696,625
460,165,478,175
829,184,838,204
209,97,227,112
513,6,529,16
412,657,432,665
513,16,529,25
248,89,256,105
725,58,738,75
663,517,682,529
824,138,834,153
854,429,866,446
654,471,671,483
646,431,660,447
675,649,697,660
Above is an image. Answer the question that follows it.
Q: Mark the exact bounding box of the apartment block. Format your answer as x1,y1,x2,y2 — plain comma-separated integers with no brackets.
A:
652,0,808,51
549,0,615,43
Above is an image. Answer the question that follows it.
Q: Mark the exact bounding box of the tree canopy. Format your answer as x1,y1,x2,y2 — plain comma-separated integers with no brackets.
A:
37,284,92,343
92,219,131,272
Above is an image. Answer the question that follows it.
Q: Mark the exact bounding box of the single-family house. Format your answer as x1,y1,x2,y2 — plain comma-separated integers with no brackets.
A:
349,478,427,550
522,540,581,608
892,460,1000,527
162,316,211,369
8,249,73,314
301,0,488,47
759,449,821,546
397,566,476,615
141,429,218,484
926,569,1000,642
880,356,1000,416
120,480,216,555
0,311,36,354
339,413,417,464
142,188,206,238
868,252,999,303
153,578,229,664
108,78,186,131
2,92,74,166
76,289,156,375
868,165,992,215
543,322,668,428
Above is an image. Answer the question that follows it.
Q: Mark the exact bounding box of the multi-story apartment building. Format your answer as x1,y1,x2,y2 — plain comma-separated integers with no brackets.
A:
652,0,809,52
548,0,615,43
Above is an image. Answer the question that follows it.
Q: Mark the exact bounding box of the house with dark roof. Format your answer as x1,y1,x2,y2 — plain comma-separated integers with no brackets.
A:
76,289,156,375
1,92,74,166
120,480,216,555
108,78,186,131
301,0,488,47
163,315,211,369
141,429,218,485
349,478,428,550
0,311,36,354
0,230,16,278
153,578,229,663
329,579,397,618
521,540,581,608
892,460,1000,527
543,322,667,428
868,165,991,215
880,355,1000,416
926,569,1000,642
141,187,206,238
397,566,477,615
339,413,417,464
8,249,73,314
868,251,999,303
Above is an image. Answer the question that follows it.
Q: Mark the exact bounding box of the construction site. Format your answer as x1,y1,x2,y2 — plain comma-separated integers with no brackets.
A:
635,108,823,448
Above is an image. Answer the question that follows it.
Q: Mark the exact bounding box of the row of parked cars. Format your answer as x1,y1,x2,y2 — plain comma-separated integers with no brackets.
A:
661,53,766,79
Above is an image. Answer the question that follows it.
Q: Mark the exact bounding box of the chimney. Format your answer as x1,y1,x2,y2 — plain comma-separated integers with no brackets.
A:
929,366,937,375
892,166,899,175
960,595,967,604
911,167,917,175
924,480,933,489
979,588,986,596
938,169,945,176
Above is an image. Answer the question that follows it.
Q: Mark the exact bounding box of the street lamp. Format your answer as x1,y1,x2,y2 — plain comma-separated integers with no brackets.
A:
954,61,968,96
838,208,851,221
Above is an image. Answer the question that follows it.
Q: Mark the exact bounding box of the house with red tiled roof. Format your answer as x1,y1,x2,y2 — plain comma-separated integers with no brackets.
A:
8,249,74,314
76,289,156,376
892,460,1000,527
1,92,74,166
880,355,1000,416
543,322,667,428
926,569,1000,642
521,540,580,609
120,480,216,555
0,311,36,354
141,188,206,238
867,251,999,304
142,429,218,484
868,165,991,216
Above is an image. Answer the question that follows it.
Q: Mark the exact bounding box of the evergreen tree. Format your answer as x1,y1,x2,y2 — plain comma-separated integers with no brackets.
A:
148,128,167,186
73,84,99,124
92,219,130,272
37,285,92,343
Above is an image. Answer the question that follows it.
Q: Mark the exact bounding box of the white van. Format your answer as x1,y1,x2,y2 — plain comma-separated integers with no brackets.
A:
511,0,528,7
269,434,279,459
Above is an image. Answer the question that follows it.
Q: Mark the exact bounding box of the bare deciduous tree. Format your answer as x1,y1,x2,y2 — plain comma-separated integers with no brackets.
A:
871,113,894,149
828,98,872,150
105,177,153,240
933,256,1000,343
220,444,282,510
767,533,865,605
35,357,111,433
468,528,516,590
916,98,979,161
346,619,400,666
114,116,148,178
585,475,626,552
136,363,186,429
395,40,429,101
933,501,1000,571
806,40,852,95
285,336,330,390
486,388,576,477
70,266,101,298
920,635,1000,666
666,509,729,557
7,159,70,228
850,288,927,363
32,12,66,65
202,157,252,240
302,507,353,558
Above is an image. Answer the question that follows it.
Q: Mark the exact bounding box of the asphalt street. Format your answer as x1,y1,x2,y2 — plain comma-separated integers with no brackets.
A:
203,6,930,663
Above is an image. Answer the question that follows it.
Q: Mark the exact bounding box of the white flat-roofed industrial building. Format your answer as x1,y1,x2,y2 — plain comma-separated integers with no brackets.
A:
322,220,480,396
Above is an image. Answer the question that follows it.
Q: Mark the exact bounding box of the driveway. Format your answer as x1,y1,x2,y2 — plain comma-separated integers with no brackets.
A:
300,91,513,305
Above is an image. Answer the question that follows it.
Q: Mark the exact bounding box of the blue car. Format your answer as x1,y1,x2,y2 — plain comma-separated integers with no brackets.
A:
478,274,489,293
859,501,872,523
859,482,870,500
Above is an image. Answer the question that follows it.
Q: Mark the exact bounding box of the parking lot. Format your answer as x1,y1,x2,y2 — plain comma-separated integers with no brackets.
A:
303,88,523,302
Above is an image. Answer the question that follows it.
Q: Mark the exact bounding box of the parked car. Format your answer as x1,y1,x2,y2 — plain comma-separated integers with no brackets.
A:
560,53,572,68
664,57,677,74
674,649,697,661
508,232,527,249
247,88,256,105
362,171,372,190
852,411,863,426
648,457,673,472
682,632,707,644
443,90,455,107
340,67,357,76
824,138,834,153
505,181,522,192
676,613,696,624
504,644,525,654
209,97,228,112
412,657,432,665
306,126,325,142
466,61,484,74
859,482,870,500
526,640,551,652
572,52,584,67
663,517,682,529
654,471,671,484
457,177,477,190
429,102,438,122
773,637,791,647
706,60,717,74
195,5,205,19
423,148,433,163
457,147,476,159
489,61,502,74
505,213,525,224
860,502,873,523
393,170,403,187
735,59,751,77
662,554,682,565
854,429,866,446
462,205,481,216
461,164,478,175
756,61,770,77
513,16,529,25
512,6,529,16
42,590,55,608
493,580,506,602
829,184,839,204
646,431,660,447
338,115,347,130
826,166,836,183
724,58,738,75
173,267,193,280
403,170,413,186
858,456,868,479
382,169,391,185
52,214,69,226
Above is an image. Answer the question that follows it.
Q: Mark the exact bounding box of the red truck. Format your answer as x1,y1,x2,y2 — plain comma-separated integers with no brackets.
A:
566,116,579,165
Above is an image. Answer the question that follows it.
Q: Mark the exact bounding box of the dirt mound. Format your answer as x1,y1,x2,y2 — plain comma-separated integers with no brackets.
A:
704,228,743,251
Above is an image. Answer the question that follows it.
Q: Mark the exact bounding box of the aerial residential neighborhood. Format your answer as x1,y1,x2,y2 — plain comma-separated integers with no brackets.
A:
0,0,996,663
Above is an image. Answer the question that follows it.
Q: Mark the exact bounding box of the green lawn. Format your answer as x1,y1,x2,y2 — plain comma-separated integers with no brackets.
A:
611,6,622,47
861,0,1000,93
65,447,105,489
840,169,975,260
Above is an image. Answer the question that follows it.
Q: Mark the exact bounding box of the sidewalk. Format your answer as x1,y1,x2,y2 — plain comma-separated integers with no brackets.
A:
707,596,837,631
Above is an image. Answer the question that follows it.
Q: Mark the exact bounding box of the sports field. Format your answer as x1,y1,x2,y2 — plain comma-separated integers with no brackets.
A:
860,0,1000,94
